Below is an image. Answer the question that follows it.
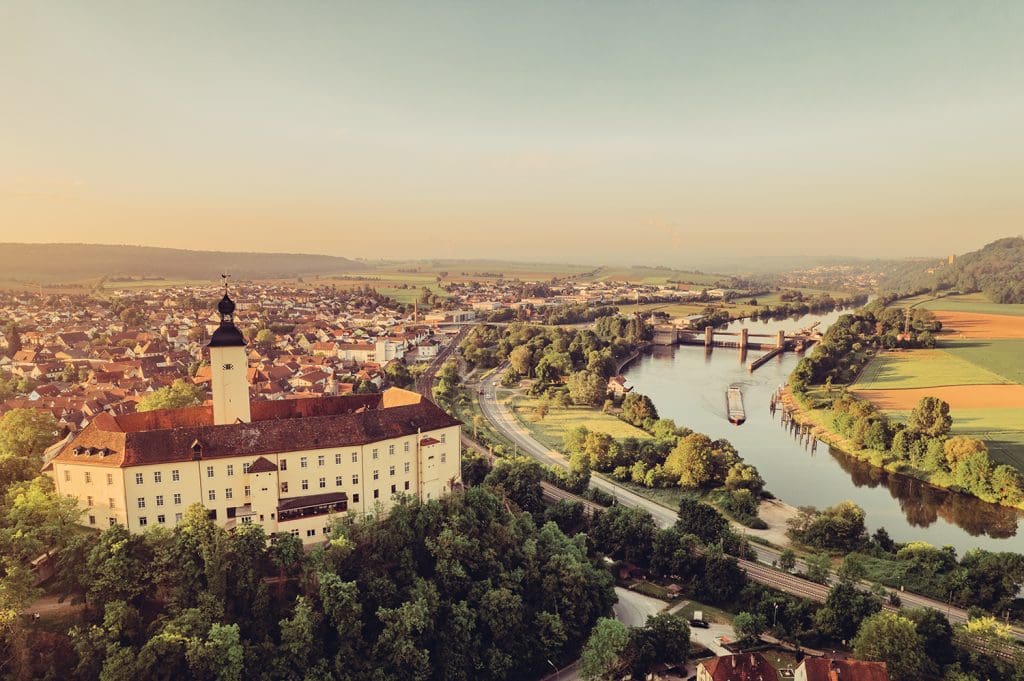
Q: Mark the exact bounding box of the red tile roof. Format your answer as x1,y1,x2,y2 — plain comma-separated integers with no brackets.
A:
699,653,778,681
798,660,889,681
51,388,459,468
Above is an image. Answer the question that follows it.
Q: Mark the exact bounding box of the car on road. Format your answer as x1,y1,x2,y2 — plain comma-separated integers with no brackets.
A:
690,610,710,628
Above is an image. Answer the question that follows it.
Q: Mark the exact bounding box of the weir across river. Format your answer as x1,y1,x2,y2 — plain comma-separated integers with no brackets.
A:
652,321,822,372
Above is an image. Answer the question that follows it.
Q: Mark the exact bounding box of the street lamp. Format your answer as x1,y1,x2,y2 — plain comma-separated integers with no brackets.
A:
546,659,559,680
773,602,779,629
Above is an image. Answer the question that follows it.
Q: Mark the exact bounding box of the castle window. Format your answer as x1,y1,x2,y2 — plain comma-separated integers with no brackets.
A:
317,455,325,467
319,477,326,489
306,529,316,537
335,476,342,487
208,490,216,501
157,514,165,524
352,474,359,485
225,488,233,500
107,473,113,485
373,489,379,499
85,472,92,484
241,516,252,525
389,466,395,476
109,498,115,509
155,495,164,507
175,513,183,522
280,459,287,471
353,493,360,503
226,465,234,476
389,445,395,456
404,462,410,473
281,482,289,493
64,470,70,482
153,471,161,483
173,493,181,505
404,441,410,453
373,470,379,480
441,452,446,463
372,448,378,460
86,496,93,507
109,518,116,527
171,469,180,482
390,484,396,494
351,452,358,463
300,457,308,468
135,473,143,485
301,480,309,490
137,497,145,509
206,466,214,478
243,462,251,474
335,453,342,465
404,481,410,491
244,486,250,497
89,515,96,525
138,516,147,527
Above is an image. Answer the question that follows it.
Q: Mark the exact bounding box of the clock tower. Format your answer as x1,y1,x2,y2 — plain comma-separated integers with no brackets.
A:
207,291,251,425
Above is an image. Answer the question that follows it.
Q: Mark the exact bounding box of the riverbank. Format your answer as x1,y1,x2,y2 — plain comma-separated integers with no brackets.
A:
780,386,1024,512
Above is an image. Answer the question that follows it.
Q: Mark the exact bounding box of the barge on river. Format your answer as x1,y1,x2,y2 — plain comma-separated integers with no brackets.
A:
726,385,746,425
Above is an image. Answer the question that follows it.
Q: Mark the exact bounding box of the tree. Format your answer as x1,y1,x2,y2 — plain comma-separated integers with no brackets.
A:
676,498,729,545
805,552,832,584
724,462,765,494
566,370,606,406
732,611,767,642
0,409,58,488
910,396,952,437
620,392,658,427
589,505,656,563
816,581,882,642
943,436,988,470
778,549,797,574
484,458,545,513
627,612,689,678
579,618,629,681
254,328,276,350
137,379,205,412
853,612,931,681
509,345,533,377
906,608,955,669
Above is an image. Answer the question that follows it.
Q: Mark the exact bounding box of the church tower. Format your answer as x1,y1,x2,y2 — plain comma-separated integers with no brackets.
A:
207,291,251,425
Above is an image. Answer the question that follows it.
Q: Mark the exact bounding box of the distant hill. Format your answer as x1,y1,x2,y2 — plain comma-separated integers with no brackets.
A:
882,237,1024,303
0,243,358,283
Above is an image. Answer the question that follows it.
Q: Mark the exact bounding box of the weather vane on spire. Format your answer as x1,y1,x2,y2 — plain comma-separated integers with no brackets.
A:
221,273,231,294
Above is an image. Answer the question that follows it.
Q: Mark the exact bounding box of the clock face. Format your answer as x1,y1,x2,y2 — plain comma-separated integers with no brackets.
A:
222,363,234,370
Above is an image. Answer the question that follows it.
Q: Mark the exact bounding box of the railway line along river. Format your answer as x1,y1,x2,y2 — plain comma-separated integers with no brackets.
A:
623,309,1024,555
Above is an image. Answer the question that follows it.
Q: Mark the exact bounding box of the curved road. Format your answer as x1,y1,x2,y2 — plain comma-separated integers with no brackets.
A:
476,364,1024,644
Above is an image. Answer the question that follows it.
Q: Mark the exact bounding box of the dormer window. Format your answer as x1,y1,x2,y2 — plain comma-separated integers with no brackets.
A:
191,439,203,459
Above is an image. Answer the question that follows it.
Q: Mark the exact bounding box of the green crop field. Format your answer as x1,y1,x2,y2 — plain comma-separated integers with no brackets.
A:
507,395,651,452
918,292,1024,317
947,408,1024,470
853,349,1009,390
940,339,1024,385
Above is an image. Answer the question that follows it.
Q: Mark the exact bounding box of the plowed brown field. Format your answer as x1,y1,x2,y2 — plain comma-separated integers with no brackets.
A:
852,384,1024,410
933,311,1024,339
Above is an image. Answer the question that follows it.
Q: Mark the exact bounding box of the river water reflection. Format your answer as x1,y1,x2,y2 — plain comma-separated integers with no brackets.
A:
623,310,1024,554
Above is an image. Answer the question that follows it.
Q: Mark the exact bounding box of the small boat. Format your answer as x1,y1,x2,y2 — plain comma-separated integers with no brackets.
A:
726,385,746,425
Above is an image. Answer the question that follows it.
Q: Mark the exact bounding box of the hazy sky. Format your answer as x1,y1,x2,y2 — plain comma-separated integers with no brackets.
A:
2,1,1023,265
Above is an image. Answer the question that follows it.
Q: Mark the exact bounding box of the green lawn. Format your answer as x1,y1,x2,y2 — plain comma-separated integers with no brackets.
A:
507,395,651,451
919,292,1024,317
946,408,1024,470
940,339,1024,385
853,349,1009,390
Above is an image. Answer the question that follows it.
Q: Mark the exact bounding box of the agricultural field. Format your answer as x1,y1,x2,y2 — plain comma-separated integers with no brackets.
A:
917,292,1024,317
853,349,1010,390
506,394,651,452
852,302,1024,470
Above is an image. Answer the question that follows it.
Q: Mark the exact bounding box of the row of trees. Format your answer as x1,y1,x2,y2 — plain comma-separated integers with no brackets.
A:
827,392,1024,506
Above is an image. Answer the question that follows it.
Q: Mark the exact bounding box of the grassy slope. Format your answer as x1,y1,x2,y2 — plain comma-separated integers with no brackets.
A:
941,339,1024,385
852,349,1009,390
507,394,651,451
918,292,1024,317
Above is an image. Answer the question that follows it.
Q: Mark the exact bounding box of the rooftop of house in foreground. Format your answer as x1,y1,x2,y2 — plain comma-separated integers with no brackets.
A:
51,388,460,468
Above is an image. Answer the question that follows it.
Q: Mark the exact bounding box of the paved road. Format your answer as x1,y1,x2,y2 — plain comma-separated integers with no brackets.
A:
612,586,665,628
476,364,1024,643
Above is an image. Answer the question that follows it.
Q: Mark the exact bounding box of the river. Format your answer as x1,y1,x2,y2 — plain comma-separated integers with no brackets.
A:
623,309,1024,555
